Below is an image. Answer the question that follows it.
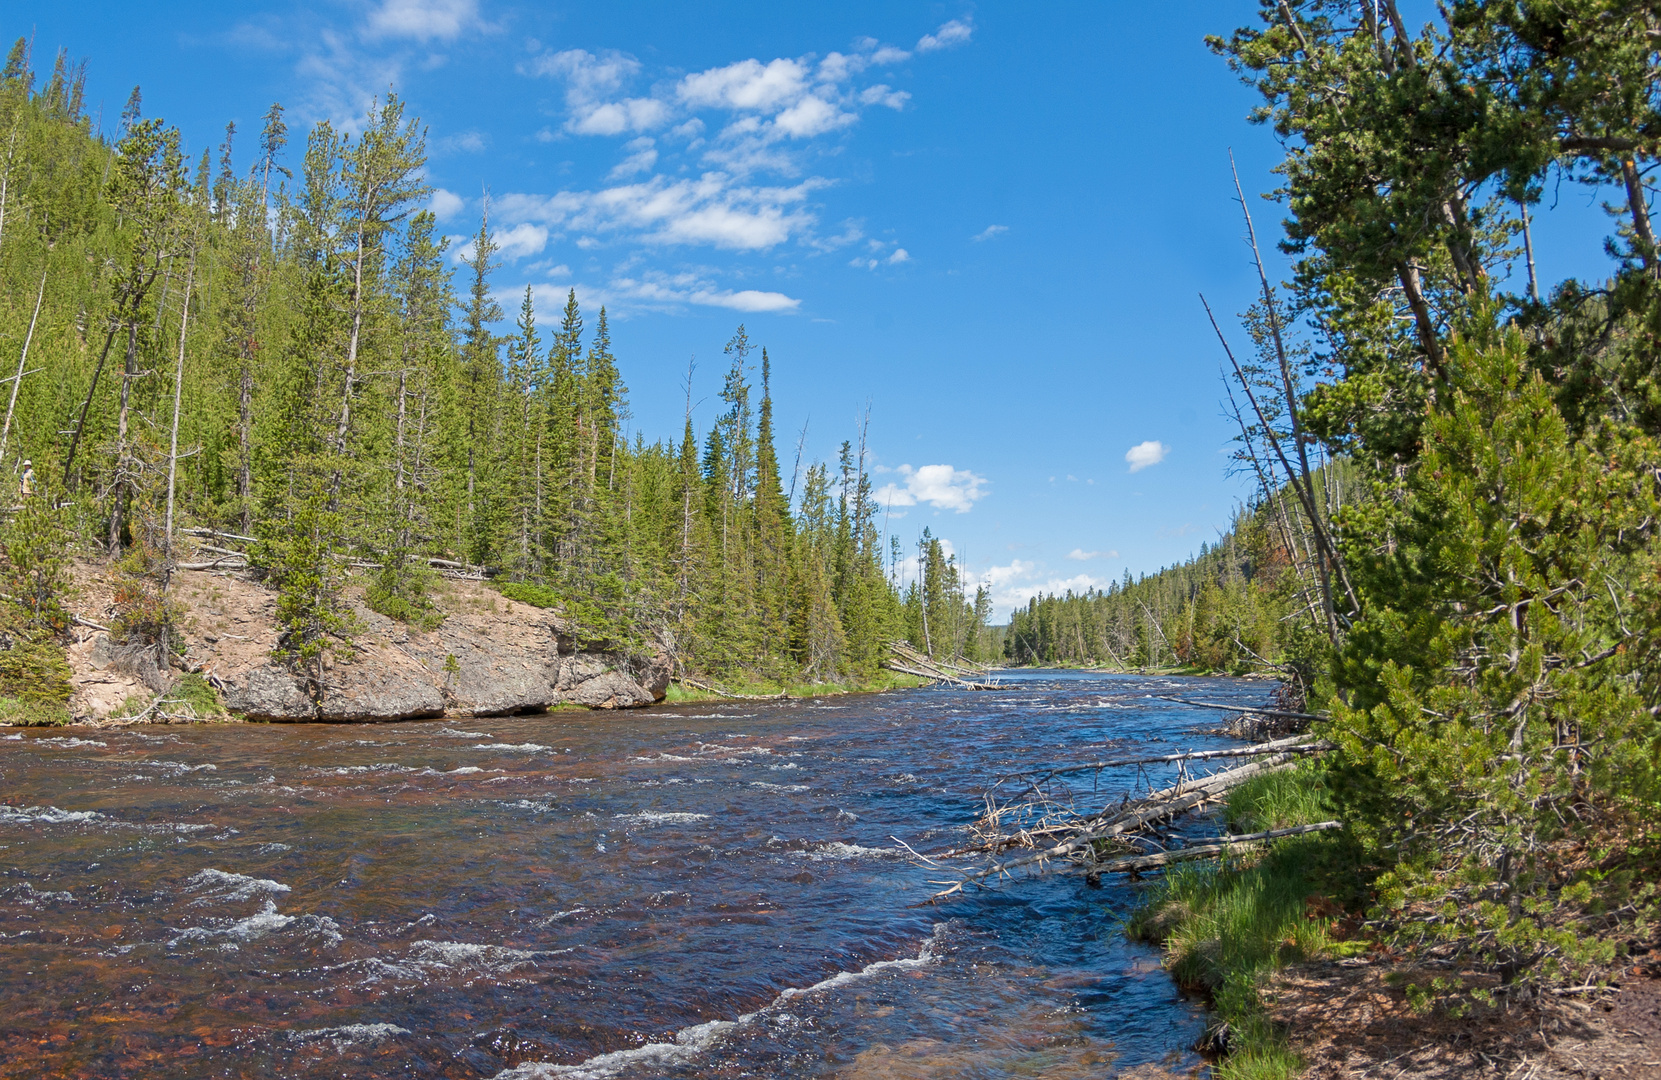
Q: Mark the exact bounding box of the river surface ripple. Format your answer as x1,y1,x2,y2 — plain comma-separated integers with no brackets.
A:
0,671,1271,1078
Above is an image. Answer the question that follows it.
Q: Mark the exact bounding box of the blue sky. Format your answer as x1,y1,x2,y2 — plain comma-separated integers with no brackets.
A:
11,1,1626,616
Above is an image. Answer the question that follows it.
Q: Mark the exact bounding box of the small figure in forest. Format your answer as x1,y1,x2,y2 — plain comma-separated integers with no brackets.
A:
18,459,33,499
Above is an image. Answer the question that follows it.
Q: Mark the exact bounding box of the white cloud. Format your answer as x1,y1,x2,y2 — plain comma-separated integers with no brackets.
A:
982,559,1035,588
887,247,910,264
690,288,800,312
496,173,820,251
871,45,912,65
293,29,406,130
772,93,856,138
971,224,1008,242
364,0,481,42
917,18,973,53
609,137,659,179
595,271,802,315
493,223,549,260
1125,440,1169,473
679,57,810,111
875,464,988,513
429,188,466,221
858,84,910,109
530,49,671,136
1067,548,1118,561
977,559,1108,618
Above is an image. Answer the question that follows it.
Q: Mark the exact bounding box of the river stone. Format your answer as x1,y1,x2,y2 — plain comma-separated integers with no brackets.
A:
563,666,655,708
222,665,317,721
224,662,445,722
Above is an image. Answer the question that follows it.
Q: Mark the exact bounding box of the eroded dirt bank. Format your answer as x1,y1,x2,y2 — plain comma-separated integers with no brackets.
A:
1266,952,1661,1079
66,563,670,724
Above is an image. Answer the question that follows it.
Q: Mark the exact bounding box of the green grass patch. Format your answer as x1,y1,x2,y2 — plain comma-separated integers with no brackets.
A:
167,673,227,719
1126,762,1366,1079
662,670,927,704
0,696,70,726
111,674,228,723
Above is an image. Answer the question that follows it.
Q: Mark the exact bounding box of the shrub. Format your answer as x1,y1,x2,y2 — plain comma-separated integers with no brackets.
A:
0,493,73,705
493,580,561,609
365,558,445,631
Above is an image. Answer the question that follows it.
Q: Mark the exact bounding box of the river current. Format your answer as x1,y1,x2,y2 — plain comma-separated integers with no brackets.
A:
0,671,1271,1079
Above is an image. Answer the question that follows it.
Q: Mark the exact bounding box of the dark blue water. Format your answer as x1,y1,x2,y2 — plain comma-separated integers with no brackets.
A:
0,671,1269,1078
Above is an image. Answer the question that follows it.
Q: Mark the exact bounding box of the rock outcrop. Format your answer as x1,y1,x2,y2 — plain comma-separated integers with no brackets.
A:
67,565,671,723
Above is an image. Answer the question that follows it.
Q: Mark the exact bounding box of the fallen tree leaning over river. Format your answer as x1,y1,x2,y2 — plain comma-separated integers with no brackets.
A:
883,641,1002,690
907,732,1332,902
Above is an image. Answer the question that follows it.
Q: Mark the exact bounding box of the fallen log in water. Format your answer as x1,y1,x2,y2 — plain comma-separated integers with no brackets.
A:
1152,694,1329,723
889,641,993,680
917,746,1332,901
882,659,1002,690
1080,821,1342,881
883,642,1002,689
994,733,1332,795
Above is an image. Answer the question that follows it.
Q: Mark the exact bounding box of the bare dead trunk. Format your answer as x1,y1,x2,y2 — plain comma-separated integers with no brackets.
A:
1623,159,1656,275
1520,202,1540,301
0,264,48,468
109,320,138,552
164,249,198,571
1396,260,1446,377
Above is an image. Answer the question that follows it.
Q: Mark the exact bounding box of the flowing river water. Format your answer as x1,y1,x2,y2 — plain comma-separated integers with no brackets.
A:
0,671,1271,1079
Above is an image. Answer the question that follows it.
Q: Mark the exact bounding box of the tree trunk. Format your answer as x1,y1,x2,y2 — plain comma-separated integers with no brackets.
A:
0,265,48,468
109,320,138,552
1395,260,1446,377
164,249,197,575
1622,159,1656,275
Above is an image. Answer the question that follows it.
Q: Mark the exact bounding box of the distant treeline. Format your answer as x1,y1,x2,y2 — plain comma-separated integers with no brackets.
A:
1004,462,1361,677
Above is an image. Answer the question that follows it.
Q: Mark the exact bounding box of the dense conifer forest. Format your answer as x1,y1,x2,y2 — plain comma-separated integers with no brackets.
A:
0,40,1001,702
1124,1,1661,1056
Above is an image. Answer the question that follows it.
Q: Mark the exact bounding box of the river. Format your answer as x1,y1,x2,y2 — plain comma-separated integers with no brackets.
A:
0,671,1270,1078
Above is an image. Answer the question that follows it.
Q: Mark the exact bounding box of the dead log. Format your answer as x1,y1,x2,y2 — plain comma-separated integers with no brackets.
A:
1081,821,1342,877
922,753,1308,899
997,733,1331,793
1153,694,1328,723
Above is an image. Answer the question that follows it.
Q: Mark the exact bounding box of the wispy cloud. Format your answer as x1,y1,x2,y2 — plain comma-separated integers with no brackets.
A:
971,224,1007,242
849,240,910,270
527,49,672,136
978,558,1108,617
236,0,490,128
875,464,988,513
916,18,974,53
523,27,948,181
1067,548,1117,561
1125,440,1169,473
608,137,659,179
434,129,488,154
496,174,823,252
364,0,484,42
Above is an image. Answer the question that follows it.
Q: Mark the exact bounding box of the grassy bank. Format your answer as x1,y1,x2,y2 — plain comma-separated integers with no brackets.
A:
1127,763,1367,1079
661,671,927,704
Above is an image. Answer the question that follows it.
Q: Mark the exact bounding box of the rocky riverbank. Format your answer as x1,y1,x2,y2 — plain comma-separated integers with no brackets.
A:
65,563,671,724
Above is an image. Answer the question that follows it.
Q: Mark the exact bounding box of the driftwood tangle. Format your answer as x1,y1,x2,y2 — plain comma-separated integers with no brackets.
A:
913,718,1333,901
884,641,1003,689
